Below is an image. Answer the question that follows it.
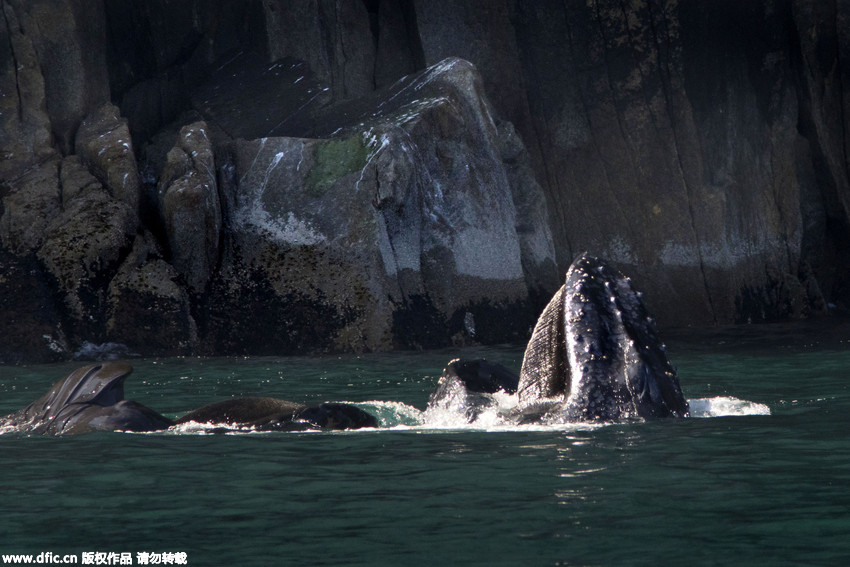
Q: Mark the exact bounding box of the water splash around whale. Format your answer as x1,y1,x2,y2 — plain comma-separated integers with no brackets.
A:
137,393,769,437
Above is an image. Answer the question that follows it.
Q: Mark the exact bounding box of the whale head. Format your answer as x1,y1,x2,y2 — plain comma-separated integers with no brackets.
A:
22,362,132,421
1,362,173,435
518,254,689,421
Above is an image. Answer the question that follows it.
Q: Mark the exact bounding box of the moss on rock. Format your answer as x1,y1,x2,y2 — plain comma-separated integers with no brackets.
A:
305,136,371,197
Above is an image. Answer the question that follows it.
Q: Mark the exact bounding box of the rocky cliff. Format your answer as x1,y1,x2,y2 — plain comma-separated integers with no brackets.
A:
1,0,848,362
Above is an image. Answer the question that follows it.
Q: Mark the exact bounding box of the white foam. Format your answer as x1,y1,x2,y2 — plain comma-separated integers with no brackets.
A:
419,390,771,431
359,400,423,427
157,421,288,436
688,396,771,417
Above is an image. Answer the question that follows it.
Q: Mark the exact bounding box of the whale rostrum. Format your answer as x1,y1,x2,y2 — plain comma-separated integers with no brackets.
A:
1,255,688,434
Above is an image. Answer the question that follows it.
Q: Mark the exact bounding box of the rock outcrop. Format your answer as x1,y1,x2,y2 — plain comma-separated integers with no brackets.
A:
75,103,142,214
37,182,136,339
207,57,554,354
2,0,850,362
157,121,221,295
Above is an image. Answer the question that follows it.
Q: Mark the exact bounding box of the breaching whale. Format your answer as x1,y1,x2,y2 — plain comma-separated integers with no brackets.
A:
0,362,173,435
427,254,689,423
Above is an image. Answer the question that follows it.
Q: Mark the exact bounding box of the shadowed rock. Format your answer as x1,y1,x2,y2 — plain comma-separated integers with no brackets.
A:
190,52,330,139
0,158,61,255
105,231,198,355
36,185,137,340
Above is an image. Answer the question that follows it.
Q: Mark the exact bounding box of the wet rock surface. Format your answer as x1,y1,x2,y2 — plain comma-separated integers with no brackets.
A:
206,57,553,353
75,103,142,213
157,121,220,295
2,0,850,362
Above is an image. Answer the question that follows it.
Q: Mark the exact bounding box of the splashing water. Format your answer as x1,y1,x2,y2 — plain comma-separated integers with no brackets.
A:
148,393,770,437
688,396,771,417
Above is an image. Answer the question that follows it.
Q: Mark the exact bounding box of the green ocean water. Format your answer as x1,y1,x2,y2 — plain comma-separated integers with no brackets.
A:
1,322,849,566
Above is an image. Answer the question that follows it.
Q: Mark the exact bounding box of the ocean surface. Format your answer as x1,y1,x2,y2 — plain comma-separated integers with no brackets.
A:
1,320,849,566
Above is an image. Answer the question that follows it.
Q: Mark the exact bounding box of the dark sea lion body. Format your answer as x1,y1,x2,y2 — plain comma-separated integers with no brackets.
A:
426,359,520,422
175,397,306,428
176,397,377,431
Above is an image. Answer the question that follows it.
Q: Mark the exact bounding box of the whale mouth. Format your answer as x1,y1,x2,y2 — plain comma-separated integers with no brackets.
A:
60,362,133,408
516,254,690,422
21,361,134,425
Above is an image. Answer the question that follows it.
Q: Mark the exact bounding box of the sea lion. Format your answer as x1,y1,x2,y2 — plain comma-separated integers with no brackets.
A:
426,359,519,422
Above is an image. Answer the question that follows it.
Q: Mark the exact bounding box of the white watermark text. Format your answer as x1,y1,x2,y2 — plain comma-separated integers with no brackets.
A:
1,552,187,565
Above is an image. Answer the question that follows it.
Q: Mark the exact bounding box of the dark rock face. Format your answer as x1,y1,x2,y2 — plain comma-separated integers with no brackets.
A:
0,248,66,364
1,0,109,157
409,0,844,326
37,184,137,339
0,158,62,255
2,0,850,362
190,53,330,140
262,0,375,102
0,2,54,180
